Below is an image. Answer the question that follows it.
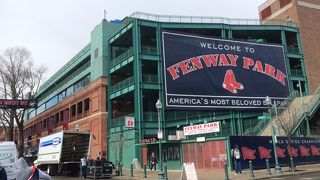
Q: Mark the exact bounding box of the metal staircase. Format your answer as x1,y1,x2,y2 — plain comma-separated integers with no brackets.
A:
258,87,320,136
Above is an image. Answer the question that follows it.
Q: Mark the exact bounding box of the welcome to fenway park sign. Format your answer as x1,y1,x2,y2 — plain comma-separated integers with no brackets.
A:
230,136,320,169
0,99,37,109
162,31,290,109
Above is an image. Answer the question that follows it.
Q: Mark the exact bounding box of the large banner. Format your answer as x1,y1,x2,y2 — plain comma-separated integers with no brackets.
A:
230,136,320,169
162,31,290,109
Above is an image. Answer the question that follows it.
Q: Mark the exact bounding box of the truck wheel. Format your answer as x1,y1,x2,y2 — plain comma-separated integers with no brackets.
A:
48,164,57,176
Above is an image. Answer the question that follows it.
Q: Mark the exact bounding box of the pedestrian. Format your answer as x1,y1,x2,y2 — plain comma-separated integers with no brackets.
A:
150,152,158,171
15,157,51,180
80,156,88,178
231,145,242,175
96,152,101,161
0,165,7,180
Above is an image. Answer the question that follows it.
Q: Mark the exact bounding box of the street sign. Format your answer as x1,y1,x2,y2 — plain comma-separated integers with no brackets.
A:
157,131,163,139
125,117,135,128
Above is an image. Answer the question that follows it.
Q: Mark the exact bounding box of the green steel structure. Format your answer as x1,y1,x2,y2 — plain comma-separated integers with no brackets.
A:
26,12,310,170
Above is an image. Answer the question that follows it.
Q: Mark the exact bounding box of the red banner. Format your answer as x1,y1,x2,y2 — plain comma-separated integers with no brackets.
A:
63,110,69,130
258,146,271,159
241,147,256,160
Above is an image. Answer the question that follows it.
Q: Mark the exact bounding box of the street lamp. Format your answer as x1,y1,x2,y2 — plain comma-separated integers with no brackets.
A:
265,96,282,174
155,99,165,179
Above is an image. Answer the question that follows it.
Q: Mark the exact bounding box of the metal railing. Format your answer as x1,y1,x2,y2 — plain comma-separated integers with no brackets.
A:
129,11,296,27
143,112,157,121
287,46,300,54
291,69,303,77
141,46,157,55
110,76,135,93
142,74,158,84
109,113,135,128
110,48,134,67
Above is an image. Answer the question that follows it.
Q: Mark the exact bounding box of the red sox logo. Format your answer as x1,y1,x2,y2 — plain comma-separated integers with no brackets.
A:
222,69,244,93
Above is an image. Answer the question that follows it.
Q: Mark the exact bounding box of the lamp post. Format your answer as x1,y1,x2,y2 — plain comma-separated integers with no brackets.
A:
155,99,165,180
265,96,282,174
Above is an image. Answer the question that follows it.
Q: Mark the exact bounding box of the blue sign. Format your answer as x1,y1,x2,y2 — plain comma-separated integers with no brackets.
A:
230,136,320,169
162,31,290,109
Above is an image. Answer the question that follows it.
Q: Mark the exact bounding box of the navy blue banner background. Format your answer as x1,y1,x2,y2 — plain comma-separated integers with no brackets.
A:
230,136,320,169
162,31,290,109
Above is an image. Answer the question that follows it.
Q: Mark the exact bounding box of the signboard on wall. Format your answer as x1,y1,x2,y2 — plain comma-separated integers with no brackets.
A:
125,116,135,128
162,31,289,109
183,122,220,136
230,136,320,169
0,99,37,109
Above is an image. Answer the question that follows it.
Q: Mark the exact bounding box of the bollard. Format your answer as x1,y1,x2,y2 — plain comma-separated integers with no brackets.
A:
290,157,296,172
164,165,168,180
130,164,134,177
143,164,147,178
266,159,271,175
119,163,123,176
224,163,229,180
249,161,255,178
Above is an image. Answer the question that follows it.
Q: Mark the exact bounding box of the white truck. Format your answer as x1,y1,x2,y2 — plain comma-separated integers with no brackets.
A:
0,141,18,180
37,130,91,176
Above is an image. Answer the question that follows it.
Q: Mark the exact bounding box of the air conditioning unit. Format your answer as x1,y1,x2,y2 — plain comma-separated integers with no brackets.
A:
168,135,177,141
176,131,186,140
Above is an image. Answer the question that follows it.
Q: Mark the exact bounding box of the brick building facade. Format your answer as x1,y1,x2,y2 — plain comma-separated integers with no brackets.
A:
259,0,320,93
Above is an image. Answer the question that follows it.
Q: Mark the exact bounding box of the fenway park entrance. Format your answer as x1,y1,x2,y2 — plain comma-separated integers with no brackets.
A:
182,140,227,169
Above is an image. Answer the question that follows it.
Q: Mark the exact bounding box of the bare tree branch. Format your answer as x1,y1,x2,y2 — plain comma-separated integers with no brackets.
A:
0,47,46,157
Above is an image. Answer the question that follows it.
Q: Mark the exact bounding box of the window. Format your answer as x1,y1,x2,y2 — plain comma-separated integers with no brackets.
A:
71,105,76,116
29,110,36,119
46,96,58,109
58,91,66,102
84,98,90,111
37,104,46,115
261,6,272,19
77,101,83,114
66,85,74,97
280,0,291,8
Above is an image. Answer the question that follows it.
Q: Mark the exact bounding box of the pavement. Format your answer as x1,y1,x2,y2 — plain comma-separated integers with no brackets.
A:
111,163,320,180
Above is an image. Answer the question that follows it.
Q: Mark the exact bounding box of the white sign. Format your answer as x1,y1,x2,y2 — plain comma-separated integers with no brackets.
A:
157,131,163,139
180,162,198,180
183,122,220,136
125,117,135,128
38,131,63,164
196,137,205,142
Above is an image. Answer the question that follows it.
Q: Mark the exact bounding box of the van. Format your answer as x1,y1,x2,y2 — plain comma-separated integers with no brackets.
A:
0,141,18,180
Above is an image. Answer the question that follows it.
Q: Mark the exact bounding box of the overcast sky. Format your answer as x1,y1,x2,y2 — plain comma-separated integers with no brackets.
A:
0,0,266,80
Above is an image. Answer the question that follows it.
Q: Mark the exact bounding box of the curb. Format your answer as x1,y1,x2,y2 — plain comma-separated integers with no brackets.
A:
251,169,320,179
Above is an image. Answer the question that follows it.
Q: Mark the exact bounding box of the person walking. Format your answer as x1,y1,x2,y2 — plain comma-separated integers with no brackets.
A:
150,152,158,171
231,145,242,175
80,156,88,178
15,157,51,180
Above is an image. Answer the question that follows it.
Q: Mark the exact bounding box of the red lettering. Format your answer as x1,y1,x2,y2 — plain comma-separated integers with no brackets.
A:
218,54,230,66
200,54,218,67
243,57,254,69
190,57,203,70
227,54,239,67
167,65,180,80
264,64,276,77
252,60,263,73
276,70,286,86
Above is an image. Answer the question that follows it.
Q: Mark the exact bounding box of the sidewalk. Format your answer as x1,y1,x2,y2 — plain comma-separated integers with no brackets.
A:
112,163,320,180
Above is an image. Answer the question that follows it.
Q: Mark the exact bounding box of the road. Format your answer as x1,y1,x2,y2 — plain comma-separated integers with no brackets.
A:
51,172,320,180
270,172,320,180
